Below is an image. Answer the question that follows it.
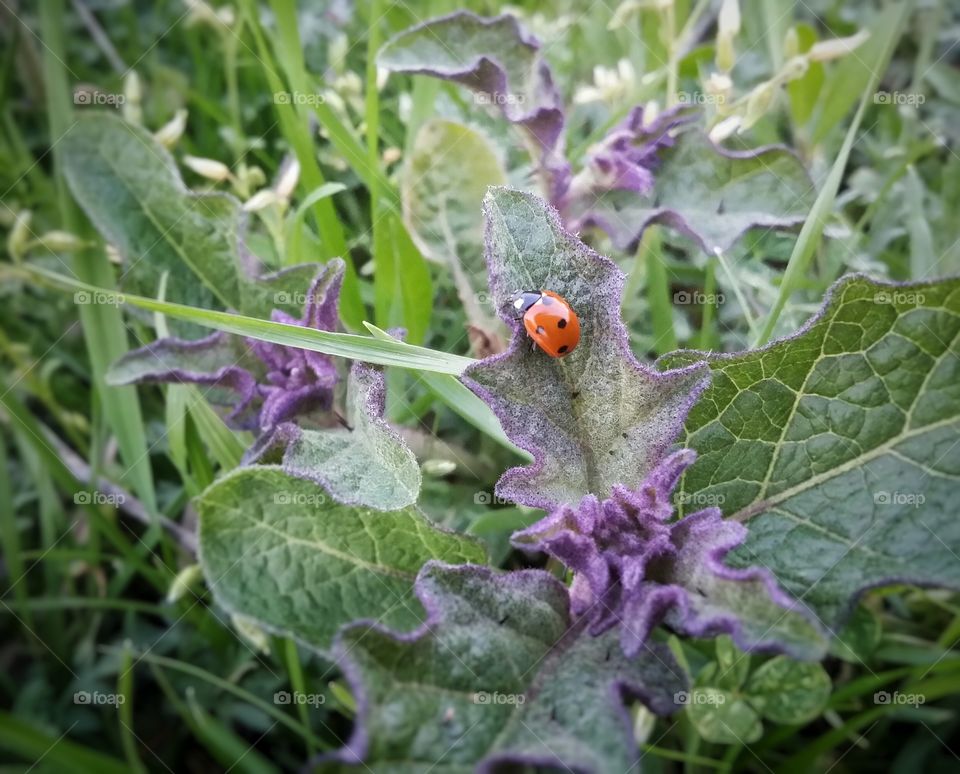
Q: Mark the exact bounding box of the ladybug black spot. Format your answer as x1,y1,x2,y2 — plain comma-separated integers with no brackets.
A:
558,345,569,354
557,318,567,329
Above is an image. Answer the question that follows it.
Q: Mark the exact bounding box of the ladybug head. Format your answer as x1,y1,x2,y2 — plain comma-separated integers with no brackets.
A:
509,290,543,317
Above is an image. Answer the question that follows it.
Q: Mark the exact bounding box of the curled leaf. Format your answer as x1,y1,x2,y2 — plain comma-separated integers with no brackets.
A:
514,450,828,660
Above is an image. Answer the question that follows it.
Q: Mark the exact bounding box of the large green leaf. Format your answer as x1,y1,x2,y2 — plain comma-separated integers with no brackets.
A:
61,113,322,332
328,562,686,773
197,468,485,653
660,274,960,629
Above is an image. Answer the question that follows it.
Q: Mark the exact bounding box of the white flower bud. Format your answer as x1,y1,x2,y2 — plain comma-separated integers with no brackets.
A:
274,157,301,201
243,189,279,212
182,155,232,182
153,109,188,148
808,29,870,62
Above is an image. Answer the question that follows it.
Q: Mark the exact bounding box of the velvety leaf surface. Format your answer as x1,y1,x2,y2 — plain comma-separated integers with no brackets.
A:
378,12,568,200
463,187,709,510
568,131,815,254
197,468,484,654
659,274,960,630
61,113,320,331
402,119,506,301
326,562,686,773
253,362,422,510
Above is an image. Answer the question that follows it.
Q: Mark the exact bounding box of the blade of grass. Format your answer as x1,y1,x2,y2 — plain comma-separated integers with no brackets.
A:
39,0,156,511
117,642,147,774
641,227,678,355
756,1,911,345
0,712,128,774
238,0,364,330
24,265,474,375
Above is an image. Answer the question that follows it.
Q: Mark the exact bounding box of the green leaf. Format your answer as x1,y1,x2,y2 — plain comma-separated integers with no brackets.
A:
464,187,709,510
403,119,506,322
685,683,762,745
197,468,484,654
261,362,422,510
744,656,831,725
372,212,433,344
714,636,750,690
60,113,327,332
331,563,687,772
568,131,816,254
829,605,882,663
660,274,960,630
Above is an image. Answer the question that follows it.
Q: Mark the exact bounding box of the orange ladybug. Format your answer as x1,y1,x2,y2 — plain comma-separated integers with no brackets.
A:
511,290,581,358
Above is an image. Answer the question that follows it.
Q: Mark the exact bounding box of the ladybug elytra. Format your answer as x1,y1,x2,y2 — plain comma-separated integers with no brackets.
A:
511,290,581,358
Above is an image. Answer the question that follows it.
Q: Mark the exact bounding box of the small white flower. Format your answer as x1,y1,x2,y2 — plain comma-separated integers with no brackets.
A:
153,109,188,148
243,189,279,212
182,155,231,182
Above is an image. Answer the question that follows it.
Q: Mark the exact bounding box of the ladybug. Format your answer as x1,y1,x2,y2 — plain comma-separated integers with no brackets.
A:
511,290,581,358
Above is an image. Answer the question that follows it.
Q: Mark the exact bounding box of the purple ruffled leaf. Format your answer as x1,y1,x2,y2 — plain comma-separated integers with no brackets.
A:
378,11,570,203
514,450,829,660
566,129,817,254
321,561,687,773
462,187,710,510
107,260,345,433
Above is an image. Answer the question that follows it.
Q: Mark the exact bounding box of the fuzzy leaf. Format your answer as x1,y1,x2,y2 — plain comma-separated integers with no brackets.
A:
659,274,960,631
251,361,422,510
61,113,321,332
196,468,484,654
379,12,568,199
463,187,709,510
325,562,686,773
403,119,506,301
568,131,815,254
